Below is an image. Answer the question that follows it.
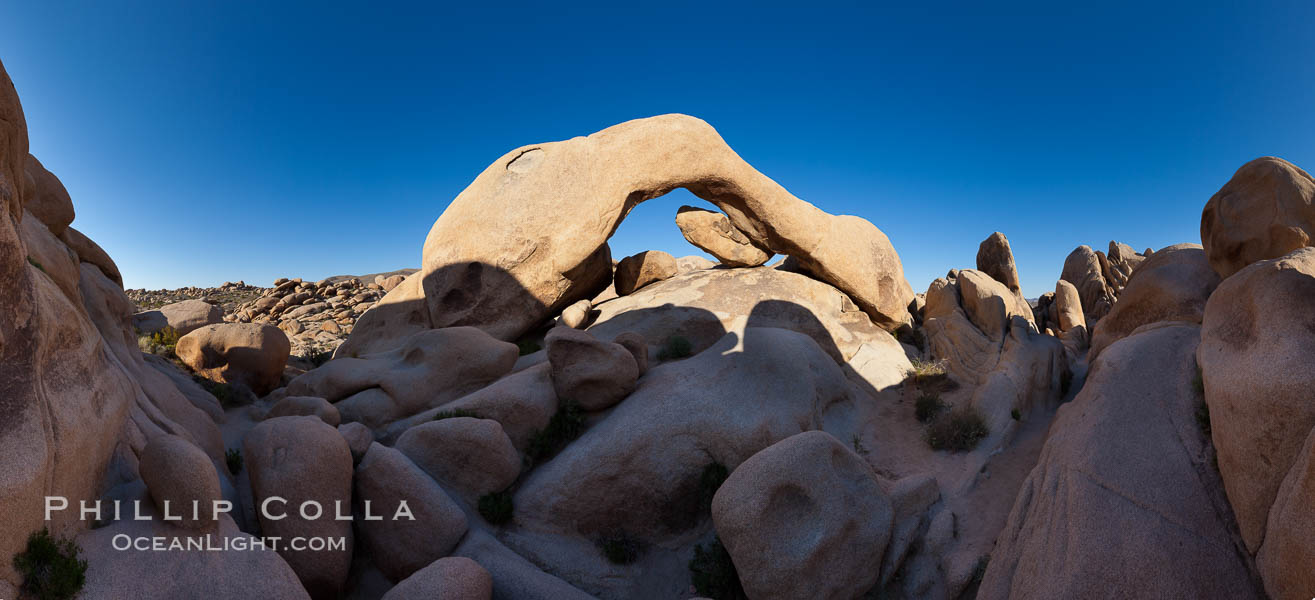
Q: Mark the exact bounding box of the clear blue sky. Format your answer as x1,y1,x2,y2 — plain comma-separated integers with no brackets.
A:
4,2,1313,297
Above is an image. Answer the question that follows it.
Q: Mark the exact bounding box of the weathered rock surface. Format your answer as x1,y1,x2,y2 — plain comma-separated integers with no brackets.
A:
712,431,893,600
1201,156,1315,279
287,326,517,427
381,556,493,600
354,114,911,350
980,324,1261,599
244,416,355,599
1089,244,1220,361
514,328,866,546
675,205,773,267
558,298,592,329
139,434,223,531
1198,246,1315,552
1257,426,1315,599
21,153,74,235
355,443,469,582
544,326,639,411
134,298,224,336
1060,245,1115,323
976,231,1022,295
1104,240,1146,293
395,417,520,500
386,362,558,452
266,395,341,426
614,250,678,296
177,323,290,396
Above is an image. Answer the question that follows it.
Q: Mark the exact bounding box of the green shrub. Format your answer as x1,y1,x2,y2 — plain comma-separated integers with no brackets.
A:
27,255,46,274
851,434,870,456
478,490,514,525
599,532,642,564
1010,408,1021,421
914,393,944,423
525,400,585,464
433,408,481,421
225,448,243,475
139,325,183,358
908,358,957,391
689,537,746,600
304,349,334,367
656,335,693,361
926,407,989,452
516,339,542,356
195,377,242,408
14,528,86,600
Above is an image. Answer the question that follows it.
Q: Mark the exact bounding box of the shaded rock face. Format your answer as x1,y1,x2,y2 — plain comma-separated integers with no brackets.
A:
395,417,520,501
287,326,518,429
1104,240,1146,293
711,431,893,600
346,114,911,350
22,153,73,236
244,416,354,599
1258,427,1315,599
544,326,639,411
980,324,1262,599
1201,156,1315,279
1198,247,1315,554
381,556,492,600
587,265,901,366
139,434,223,531
1088,244,1220,361
176,323,291,396
513,328,862,545
614,250,678,296
355,443,468,583
976,231,1021,295
1059,245,1115,323
675,205,773,267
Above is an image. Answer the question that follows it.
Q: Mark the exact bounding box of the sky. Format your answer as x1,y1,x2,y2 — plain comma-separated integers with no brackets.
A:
4,1,1314,298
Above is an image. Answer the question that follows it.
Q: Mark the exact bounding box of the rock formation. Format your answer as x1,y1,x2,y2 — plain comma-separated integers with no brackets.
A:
675,205,773,267
1201,156,1315,279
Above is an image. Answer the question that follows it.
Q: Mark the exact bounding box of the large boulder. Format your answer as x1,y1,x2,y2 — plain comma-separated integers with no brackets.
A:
244,416,355,599
355,443,469,582
956,269,1033,340
60,225,122,286
139,434,223,531
976,231,1022,295
1197,246,1315,552
395,417,521,501
1104,240,1146,292
675,205,773,267
979,324,1261,599
587,265,903,367
544,326,639,411
266,395,341,426
1201,156,1315,279
614,250,678,296
134,299,224,336
346,114,911,351
385,362,558,452
1088,244,1220,361
381,556,492,600
1060,245,1115,323
287,327,518,427
177,323,290,396
1052,279,1084,332
513,328,866,550
1257,427,1315,599
711,431,893,600
21,153,73,235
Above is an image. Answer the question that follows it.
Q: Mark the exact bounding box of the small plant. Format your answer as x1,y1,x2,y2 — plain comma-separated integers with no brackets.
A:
914,393,945,423
433,408,481,421
525,400,585,464
908,357,957,392
598,531,642,565
689,537,746,600
851,434,870,456
225,448,243,475
656,335,693,361
304,349,334,367
1195,400,1212,437
195,377,243,408
478,490,514,525
13,528,87,600
926,407,989,452
516,339,542,356
1192,365,1205,396
27,255,46,274
1010,408,1021,421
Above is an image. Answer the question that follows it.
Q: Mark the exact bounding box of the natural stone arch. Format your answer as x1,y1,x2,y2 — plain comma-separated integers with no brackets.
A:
346,114,913,352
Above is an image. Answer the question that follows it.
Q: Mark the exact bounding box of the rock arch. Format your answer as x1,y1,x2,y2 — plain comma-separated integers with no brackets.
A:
346,114,913,352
